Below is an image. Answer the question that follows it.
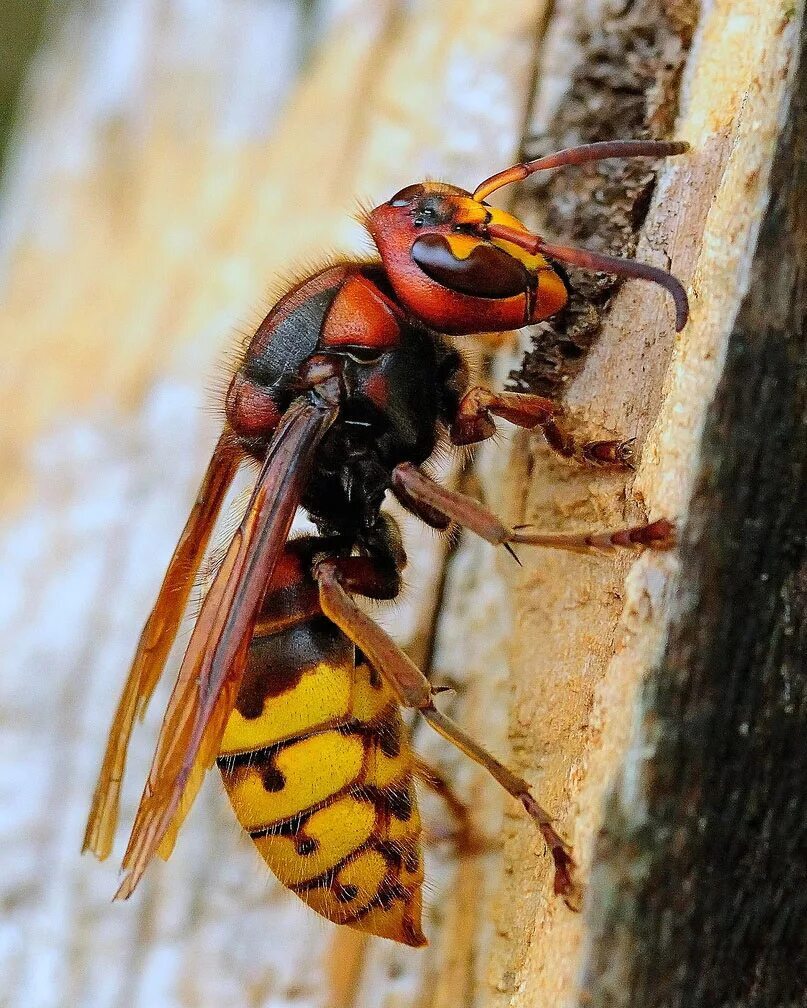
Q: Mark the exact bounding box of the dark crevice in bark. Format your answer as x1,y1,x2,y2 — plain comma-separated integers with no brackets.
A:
508,0,698,398
581,30,807,1008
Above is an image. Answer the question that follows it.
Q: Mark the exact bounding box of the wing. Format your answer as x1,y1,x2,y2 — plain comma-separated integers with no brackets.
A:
83,432,241,860
112,396,338,899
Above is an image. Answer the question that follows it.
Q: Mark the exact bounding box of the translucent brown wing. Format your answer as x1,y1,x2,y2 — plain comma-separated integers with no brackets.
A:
83,433,241,860
113,397,338,899
93,396,336,898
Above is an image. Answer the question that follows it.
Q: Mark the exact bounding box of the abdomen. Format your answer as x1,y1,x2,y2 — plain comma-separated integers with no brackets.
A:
216,542,425,947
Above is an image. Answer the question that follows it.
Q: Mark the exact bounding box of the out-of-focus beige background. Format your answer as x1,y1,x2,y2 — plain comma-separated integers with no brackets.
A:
0,3,540,1006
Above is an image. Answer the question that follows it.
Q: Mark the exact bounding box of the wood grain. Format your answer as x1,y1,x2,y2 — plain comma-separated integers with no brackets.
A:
583,22,807,1002
480,2,803,1005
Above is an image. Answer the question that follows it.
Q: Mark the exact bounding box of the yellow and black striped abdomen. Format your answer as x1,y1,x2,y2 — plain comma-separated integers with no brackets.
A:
217,611,425,947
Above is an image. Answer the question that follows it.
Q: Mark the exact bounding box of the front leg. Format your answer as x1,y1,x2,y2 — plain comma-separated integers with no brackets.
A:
451,385,635,469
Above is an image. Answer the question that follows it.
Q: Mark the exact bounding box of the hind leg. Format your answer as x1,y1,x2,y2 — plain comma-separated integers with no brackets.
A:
314,555,582,910
392,461,674,555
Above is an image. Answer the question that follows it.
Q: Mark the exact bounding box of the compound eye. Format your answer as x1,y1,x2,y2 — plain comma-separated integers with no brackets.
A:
389,184,425,207
411,234,529,298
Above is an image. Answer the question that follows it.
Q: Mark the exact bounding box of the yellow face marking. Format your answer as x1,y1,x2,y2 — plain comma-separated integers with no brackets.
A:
534,267,569,319
485,206,552,271
225,732,365,831
442,207,553,274
485,206,568,317
220,660,353,754
443,233,485,261
450,196,490,228
254,795,377,886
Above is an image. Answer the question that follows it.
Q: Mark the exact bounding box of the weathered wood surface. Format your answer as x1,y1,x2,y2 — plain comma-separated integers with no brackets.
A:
480,1,805,1005
482,1,805,1005
1,1,802,1006
581,14,807,1007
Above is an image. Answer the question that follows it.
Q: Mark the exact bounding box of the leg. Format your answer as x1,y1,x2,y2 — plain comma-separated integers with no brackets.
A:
450,386,635,470
313,556,581,909
413,756,480,852
423,707,580,909
392,462,675,553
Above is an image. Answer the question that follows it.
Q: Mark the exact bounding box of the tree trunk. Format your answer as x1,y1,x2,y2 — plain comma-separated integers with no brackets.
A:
1,2,803,1007
580,15,807,1008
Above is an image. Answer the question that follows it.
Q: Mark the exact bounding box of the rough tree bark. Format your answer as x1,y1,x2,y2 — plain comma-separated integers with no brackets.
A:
582,18,807,1008
0,2,803,1007
474,2,806,1004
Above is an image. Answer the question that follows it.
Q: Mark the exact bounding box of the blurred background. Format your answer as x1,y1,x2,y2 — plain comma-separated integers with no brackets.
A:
0,3,539,1006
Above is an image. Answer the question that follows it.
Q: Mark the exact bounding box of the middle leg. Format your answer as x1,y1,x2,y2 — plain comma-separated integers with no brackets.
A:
412,756,486,854
392,461,674,554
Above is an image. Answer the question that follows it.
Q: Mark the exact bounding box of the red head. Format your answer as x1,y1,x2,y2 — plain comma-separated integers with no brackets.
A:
367,182,567,335
366,141,691,336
